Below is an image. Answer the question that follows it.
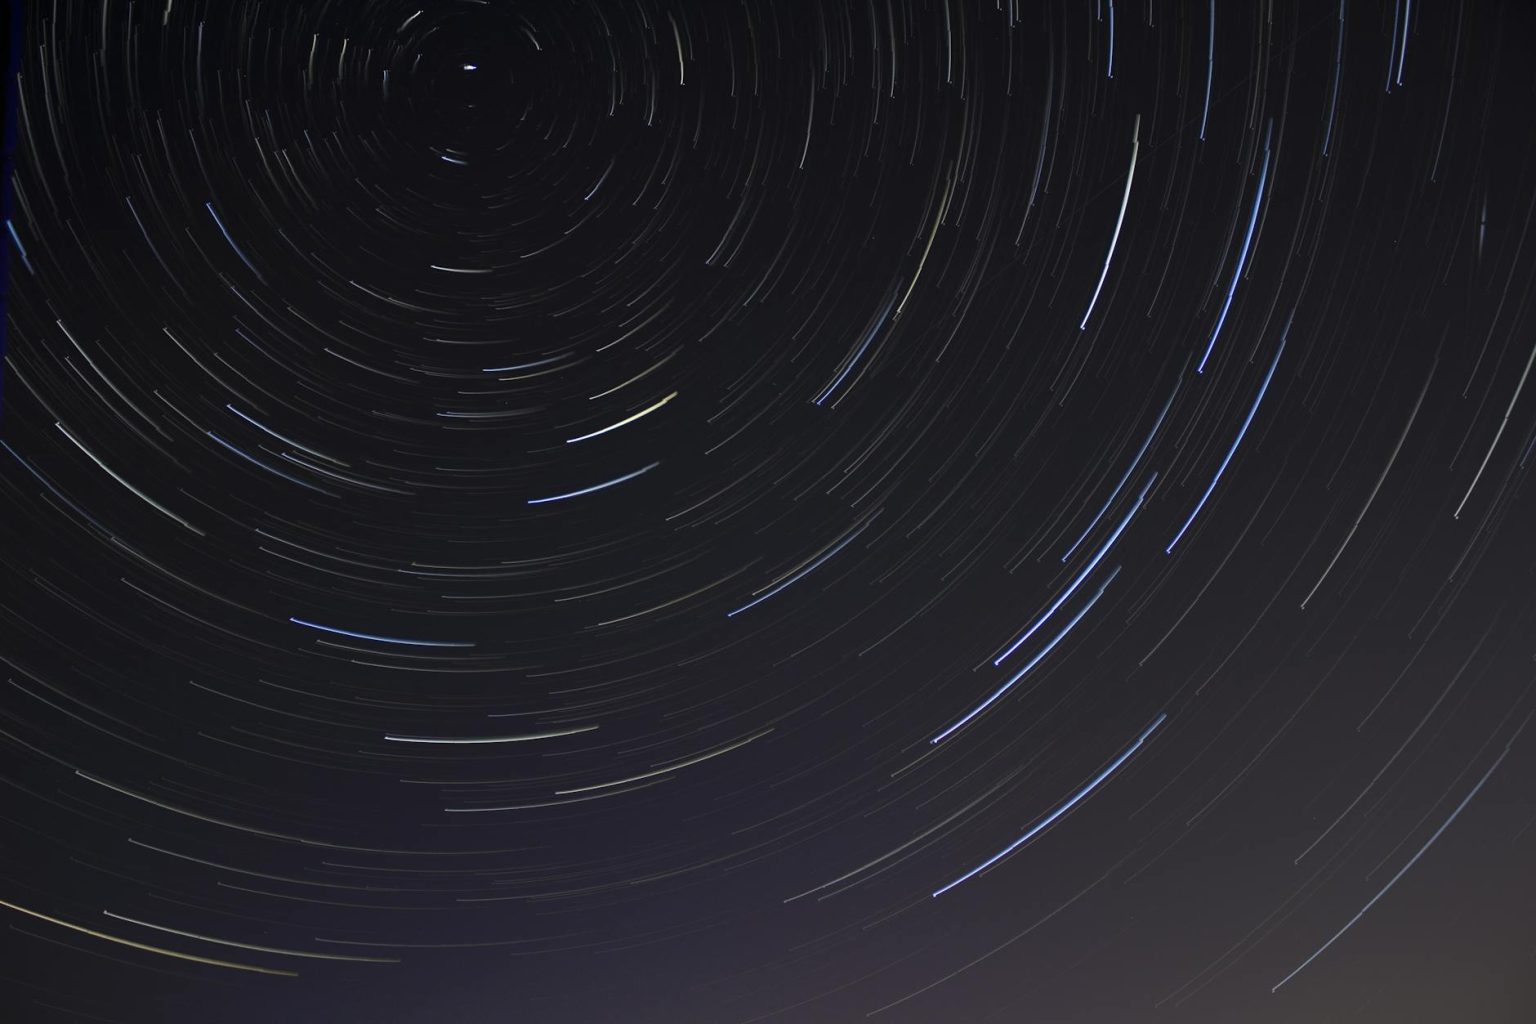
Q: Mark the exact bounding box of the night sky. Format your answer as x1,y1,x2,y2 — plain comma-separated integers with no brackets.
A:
2,1,1535,1021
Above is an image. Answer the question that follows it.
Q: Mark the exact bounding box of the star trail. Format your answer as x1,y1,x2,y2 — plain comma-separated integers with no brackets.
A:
1,1,1535,1021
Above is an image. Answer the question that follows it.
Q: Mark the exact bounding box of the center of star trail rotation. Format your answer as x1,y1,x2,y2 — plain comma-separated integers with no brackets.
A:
1,2,1534,1022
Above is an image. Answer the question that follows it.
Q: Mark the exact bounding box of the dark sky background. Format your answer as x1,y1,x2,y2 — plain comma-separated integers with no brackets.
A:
2,1,1535,1021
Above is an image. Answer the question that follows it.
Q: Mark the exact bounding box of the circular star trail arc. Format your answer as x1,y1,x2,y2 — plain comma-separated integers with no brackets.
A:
2,1,1535,1022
